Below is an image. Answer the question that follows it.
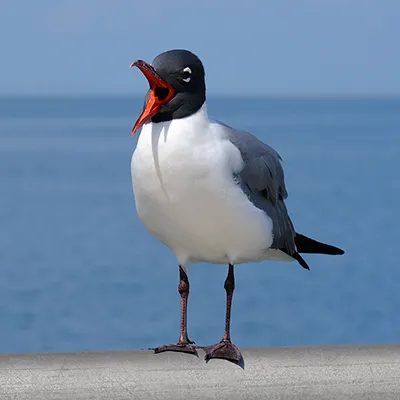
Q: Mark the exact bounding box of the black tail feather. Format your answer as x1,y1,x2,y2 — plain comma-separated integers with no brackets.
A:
280,233,344,271
295,233,344,255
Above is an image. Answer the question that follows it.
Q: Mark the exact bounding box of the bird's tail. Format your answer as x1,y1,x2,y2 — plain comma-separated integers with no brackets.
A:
295,233,344,255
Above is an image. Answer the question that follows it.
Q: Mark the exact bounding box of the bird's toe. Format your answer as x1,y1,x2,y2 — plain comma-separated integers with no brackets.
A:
203,341,243,365
150,343,198,356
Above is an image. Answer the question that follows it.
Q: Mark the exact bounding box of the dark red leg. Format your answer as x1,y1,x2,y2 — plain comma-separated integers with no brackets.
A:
151,266,197,355
203,264,243,364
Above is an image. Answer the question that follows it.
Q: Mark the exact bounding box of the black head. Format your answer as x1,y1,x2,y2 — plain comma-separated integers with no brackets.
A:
130,49,206,135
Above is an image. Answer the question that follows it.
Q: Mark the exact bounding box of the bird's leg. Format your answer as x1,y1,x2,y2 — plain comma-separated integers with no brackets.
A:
177,265,195,345
151,266,197,355
203,264,243,364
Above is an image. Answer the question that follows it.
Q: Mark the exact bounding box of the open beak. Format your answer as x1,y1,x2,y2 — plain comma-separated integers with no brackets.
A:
130,60,175,136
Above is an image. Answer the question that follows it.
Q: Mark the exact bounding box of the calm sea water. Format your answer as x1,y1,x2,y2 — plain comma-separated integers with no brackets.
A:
0,97,399,354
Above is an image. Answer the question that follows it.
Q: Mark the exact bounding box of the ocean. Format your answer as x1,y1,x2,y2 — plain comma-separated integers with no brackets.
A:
0,97,399,354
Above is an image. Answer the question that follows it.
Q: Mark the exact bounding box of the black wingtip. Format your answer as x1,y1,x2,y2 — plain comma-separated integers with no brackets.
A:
292,252,310,271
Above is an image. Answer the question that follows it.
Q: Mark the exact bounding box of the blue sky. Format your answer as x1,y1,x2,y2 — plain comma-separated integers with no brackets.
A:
0,0,399,96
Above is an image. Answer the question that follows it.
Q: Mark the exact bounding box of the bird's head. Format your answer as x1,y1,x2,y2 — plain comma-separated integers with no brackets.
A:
130,49,206,135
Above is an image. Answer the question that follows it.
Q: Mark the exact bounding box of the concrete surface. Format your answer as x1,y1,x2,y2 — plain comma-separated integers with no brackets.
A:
1,344,400,399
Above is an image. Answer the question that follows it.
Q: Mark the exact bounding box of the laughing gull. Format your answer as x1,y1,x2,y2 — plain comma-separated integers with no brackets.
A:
129,49,344,364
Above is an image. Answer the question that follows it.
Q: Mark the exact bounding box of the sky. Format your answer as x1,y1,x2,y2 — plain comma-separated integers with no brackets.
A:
0,0,399,96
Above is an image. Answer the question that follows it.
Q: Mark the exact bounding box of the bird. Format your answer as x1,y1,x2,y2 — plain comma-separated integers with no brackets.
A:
129,49,344,364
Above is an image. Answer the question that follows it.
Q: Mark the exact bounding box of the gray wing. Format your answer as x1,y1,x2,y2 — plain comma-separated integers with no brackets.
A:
223,123,296,255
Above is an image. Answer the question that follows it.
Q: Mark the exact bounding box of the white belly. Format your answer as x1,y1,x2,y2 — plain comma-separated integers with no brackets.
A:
131,113,274,266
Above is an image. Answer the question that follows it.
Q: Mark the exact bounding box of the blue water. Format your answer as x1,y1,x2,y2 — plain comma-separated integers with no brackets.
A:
0,97,399,354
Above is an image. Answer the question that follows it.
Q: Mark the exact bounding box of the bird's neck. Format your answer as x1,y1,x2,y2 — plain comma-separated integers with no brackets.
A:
145,102,211,141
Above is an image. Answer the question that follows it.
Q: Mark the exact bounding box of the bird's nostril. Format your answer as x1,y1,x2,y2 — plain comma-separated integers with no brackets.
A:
154,87,170,101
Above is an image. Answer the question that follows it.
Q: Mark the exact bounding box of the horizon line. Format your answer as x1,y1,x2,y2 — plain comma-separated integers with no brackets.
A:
1,94,400,100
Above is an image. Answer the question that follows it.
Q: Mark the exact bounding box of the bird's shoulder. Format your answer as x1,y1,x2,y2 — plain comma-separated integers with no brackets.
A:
211,119,288,202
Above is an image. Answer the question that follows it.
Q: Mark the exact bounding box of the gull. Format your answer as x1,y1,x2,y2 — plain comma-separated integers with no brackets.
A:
129,49,344,364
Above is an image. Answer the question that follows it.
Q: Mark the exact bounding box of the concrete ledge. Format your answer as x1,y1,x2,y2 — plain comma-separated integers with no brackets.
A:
1,344,400,399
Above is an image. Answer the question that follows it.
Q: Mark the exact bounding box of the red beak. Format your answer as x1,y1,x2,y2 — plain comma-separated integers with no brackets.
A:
130,60,175,136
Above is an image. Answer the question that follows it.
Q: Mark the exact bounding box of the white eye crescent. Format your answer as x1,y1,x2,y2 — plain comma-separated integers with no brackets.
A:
182,67,192,83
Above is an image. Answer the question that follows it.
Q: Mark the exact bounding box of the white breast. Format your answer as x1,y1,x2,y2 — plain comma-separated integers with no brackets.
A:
131,104,273,266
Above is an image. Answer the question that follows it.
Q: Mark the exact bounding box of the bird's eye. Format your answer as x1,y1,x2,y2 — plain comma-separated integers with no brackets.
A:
181,67,192,83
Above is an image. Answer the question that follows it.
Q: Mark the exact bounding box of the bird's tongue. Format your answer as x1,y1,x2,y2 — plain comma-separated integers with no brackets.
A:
130,60,175,136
